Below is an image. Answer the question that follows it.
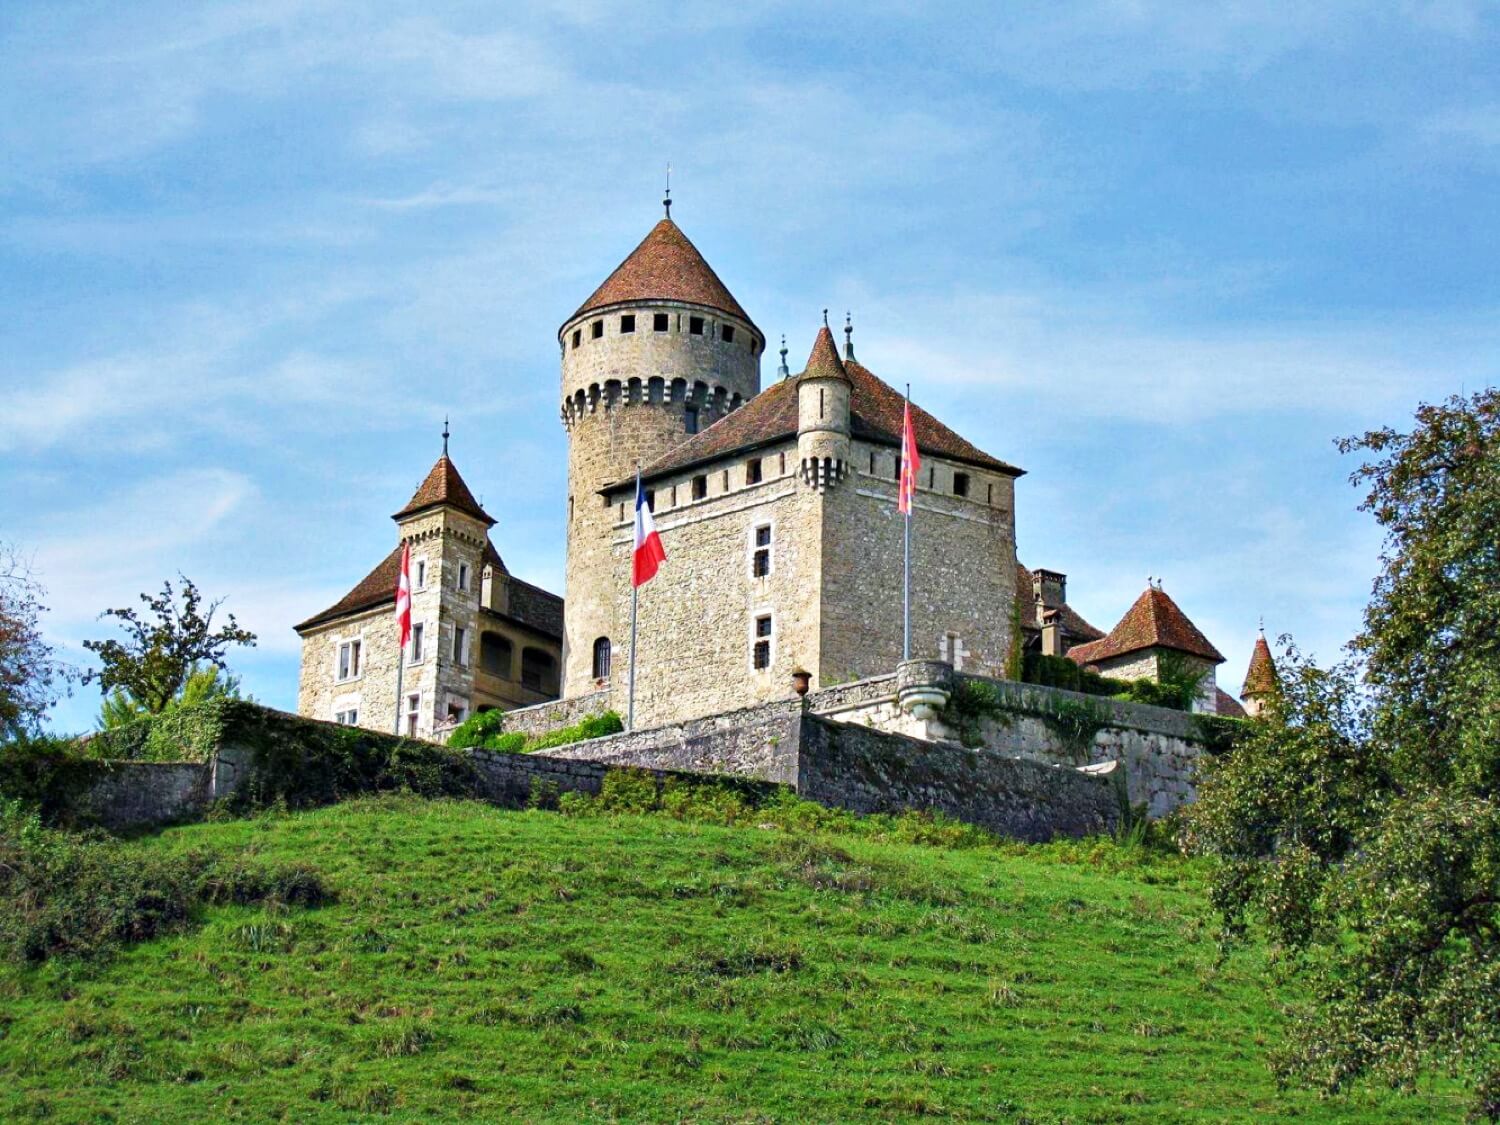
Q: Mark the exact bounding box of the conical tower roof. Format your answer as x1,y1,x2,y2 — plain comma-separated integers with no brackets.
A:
393,455,495,527
799,325,850,383
1067,585,1225,666
1241,633,1278,697
569,218,754,327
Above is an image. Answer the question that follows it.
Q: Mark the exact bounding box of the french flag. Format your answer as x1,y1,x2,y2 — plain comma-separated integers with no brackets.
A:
632,476,666,587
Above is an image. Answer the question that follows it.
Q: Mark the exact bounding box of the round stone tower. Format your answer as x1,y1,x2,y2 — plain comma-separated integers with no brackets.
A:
558,211,763,698
796,322,852,491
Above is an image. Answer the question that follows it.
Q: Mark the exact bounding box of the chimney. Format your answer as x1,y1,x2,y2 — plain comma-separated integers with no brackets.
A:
1033,568,1067,610
1040,608,1063,657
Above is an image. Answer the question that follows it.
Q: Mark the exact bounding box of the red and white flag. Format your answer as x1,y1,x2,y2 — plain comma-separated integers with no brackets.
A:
632,476,666,587
395,542,412,646
898,398,921,514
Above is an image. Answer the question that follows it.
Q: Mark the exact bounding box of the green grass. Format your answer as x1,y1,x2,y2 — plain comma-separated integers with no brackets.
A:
0,796,1463,1122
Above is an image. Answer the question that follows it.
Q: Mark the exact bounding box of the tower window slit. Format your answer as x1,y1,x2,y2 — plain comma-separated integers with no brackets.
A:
721,324,735,343
689,316,704,336
591,320,603,339
653,312,669,332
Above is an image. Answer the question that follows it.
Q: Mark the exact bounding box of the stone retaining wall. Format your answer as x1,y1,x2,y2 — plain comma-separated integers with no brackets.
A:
78,761,215,831
499,691,613,738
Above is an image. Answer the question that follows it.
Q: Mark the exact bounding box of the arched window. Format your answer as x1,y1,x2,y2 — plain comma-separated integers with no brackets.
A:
592,637,612,680
480,632,512,678
521,648,558,695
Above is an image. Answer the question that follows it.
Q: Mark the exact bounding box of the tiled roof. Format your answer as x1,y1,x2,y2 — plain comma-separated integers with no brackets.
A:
569,218,754,328
497,577,564,640
295,546,403,633
1215,687,1248,718
1242,634,1278,697
801,325,850,382
628,343,1022,487
393,456,495,527
1014,562,1106,643
1067,586,1226,666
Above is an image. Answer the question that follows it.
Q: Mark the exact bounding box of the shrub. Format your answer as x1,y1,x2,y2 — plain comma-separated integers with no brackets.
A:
446,708,507,750
526,711,624,752
446,708,623,755
0,734,105,826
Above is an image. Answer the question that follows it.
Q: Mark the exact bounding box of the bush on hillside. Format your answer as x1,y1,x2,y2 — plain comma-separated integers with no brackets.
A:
0,798,330,965
0,734,105,826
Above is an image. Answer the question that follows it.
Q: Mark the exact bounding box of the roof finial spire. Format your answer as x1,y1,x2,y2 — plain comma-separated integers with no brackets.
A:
822,308,829,328
442,415,450,458
843,311,855,360
663,162,672,218
777,334,789,379
1258,614,1265,637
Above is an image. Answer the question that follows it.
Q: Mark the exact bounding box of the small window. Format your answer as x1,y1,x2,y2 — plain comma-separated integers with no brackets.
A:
453,625,467,665
869,450,876,474
447,699,467,724
620,314,636,333
457,563,469,591
692,475,707,501
722,470,729,491
746,459,763,485
752,525,771,578
987,482,993,505
405,693,420,737
689,316,704,336
928,467,935,488
894,453,902,482
410,622,424,663
653,312,669,332
571,329,581,349
779,452,786,475
591,320,604,339
335,709,358,726
592,636,612,680
752,615,772,670
684,406,699,434
721,324,736,343
645,489,655,512
337,639,361,681
953,472,970,498
414,558,426,589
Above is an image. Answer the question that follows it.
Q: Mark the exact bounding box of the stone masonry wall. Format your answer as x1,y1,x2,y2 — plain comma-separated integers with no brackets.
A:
798,716,1119,842
500,690,613,739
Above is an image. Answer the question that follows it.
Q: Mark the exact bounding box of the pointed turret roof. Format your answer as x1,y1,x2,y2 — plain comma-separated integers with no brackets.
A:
619,339,1022,488
799,325,850,383
393,455,495,527
1241,633,1278,697
569,218,755,328
1067,585,1225,666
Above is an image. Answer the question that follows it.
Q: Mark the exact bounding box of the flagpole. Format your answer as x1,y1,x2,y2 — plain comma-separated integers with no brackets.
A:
393,650,404,736
903,384,912,662
627,466,641,732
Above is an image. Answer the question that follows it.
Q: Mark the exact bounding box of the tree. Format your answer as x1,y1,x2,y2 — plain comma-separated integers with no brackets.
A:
97,663,245,729
0,545,75,739
1184,389,1500,1119
83,577,256,715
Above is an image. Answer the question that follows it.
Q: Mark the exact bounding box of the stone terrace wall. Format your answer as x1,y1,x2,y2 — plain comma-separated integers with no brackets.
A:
500,690,613,739
78,761,214,831
799,716,1119,842
805,673,898,716
467,749,780,811
538,699,803,785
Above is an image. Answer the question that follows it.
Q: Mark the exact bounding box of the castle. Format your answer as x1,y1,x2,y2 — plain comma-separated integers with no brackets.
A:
294,204,1276,739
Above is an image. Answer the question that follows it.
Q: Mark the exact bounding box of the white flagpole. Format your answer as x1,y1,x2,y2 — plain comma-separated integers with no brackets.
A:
393,648,405,736
903,384,912,662
627,466,641,731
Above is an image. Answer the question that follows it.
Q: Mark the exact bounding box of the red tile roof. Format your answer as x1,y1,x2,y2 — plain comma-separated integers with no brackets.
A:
393,456,495,526
295,545,403,633
627,343,1022,487
1215,687,1248,718
569,218,755,328
1241,634,1278,697
1067,586,1226,666
802,325,850,382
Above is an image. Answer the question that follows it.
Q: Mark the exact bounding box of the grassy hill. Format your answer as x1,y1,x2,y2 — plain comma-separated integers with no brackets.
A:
0,795,1461,1122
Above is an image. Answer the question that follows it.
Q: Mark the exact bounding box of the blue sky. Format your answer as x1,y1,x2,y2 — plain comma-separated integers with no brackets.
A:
3,1,1496,731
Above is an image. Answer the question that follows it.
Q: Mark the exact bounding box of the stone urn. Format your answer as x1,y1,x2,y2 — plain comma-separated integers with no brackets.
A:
897,659,954,720
791,669,812,697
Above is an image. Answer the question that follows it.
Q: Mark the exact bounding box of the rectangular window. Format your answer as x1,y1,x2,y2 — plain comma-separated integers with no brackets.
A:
689,316,704,336
335,709,358,726
746,458,763,485
453,626,467,665
414,558,426,589
691,475,707,501
410,622,424,663
406,693,420,737
591,320,604,339
953,472,970,498
752,524,771,578
457,563,469,591
894,453,902,482
653,312,669,332
778,451,786,475
684,406,699,434
869,450,876,474
645,489,655,512
337,639,361,681
752,615,772,670
721,324,736,343
446,699,468,724
620,314,635,333
571,329,581,349
722,470,729,491
986,482,993,505
928,466,935,488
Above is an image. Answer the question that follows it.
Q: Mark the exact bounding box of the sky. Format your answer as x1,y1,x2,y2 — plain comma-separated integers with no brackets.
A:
2,1,1497,732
